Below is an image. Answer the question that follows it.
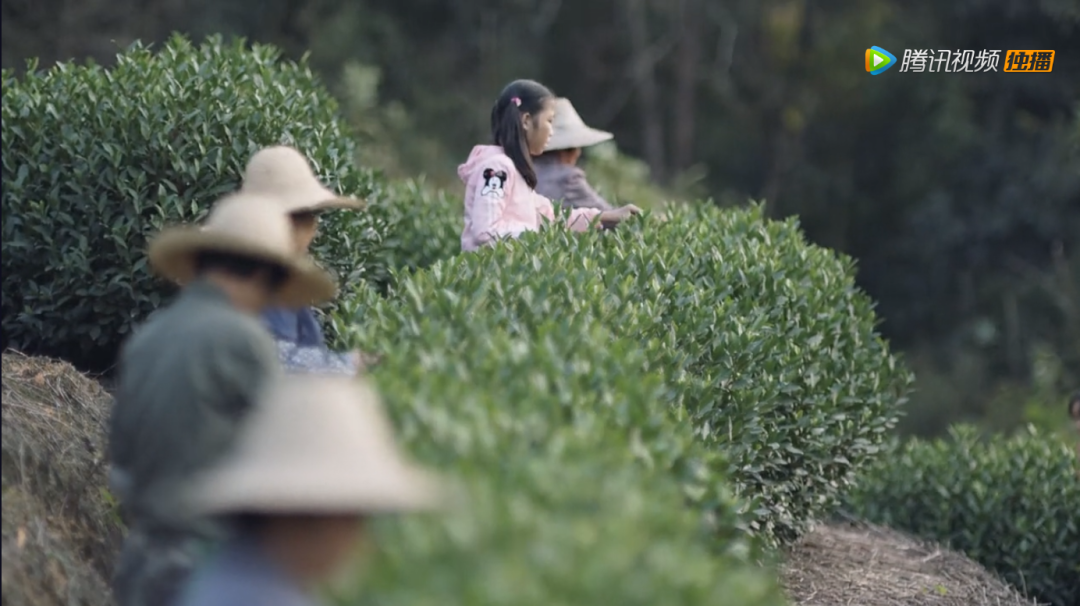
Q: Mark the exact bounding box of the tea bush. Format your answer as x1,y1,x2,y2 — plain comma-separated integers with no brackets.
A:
845,425,1080,606
331,309,784,605
357,176,462,293
0,34,384,370
333,203,912,545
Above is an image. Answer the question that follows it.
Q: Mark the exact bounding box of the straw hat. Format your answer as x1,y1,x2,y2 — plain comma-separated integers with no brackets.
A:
241,146,366,215
148,193,337,307
186,375,443,516
544,98,614,152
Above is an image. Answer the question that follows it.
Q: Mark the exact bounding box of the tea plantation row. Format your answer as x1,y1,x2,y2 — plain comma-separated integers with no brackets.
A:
332,206,913,545
336,211,1078,606
336,312,785,604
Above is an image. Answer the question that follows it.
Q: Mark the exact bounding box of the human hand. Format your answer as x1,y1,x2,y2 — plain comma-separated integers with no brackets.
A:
599,204,642,226
351,350,383,373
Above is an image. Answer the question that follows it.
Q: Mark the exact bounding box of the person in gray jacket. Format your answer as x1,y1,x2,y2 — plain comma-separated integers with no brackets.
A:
534,97,616,212
109,194,337,606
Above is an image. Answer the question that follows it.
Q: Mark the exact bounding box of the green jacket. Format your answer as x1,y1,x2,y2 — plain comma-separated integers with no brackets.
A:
108,279,280,539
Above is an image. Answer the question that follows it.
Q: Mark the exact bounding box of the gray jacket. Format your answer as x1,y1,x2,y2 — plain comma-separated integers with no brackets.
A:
109,279,280,539
534,155,614,211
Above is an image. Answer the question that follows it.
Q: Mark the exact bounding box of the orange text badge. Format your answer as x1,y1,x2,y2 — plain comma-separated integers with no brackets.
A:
1003,50,1055,72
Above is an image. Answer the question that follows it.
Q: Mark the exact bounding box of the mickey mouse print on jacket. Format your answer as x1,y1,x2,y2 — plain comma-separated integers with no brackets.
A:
458,145,602,252
480,168,508,198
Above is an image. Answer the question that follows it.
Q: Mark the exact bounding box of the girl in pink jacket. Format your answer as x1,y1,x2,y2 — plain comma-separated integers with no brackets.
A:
459,79,641,252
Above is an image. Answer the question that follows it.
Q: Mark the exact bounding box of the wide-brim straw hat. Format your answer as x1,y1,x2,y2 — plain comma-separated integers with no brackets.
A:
241,146,366,215
148,193,337,308
544,98,614,152
186,375,444,516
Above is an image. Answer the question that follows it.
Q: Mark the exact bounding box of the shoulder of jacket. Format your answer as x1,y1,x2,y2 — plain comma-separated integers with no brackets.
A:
188,307,276,353
492,151,516,164
478,153,516,172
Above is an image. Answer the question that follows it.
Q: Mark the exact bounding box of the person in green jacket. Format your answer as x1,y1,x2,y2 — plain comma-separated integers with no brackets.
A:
108,192,337,606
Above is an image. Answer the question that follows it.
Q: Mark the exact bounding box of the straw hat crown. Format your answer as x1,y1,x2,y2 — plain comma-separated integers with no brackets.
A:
204,193,294,251
187,375,443,516
147,193,337,307
545,98,615,152
241,146,365,214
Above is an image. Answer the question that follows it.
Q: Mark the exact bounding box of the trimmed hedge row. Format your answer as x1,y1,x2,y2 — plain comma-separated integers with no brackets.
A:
331,311,785,604
334,204,912,546
845,425,1080,606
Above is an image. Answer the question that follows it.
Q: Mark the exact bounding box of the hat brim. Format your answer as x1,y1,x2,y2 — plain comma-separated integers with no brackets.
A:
188,461,445,517
294,196,367,214
545,128,614,152
148,228,337,308
283,183,367,214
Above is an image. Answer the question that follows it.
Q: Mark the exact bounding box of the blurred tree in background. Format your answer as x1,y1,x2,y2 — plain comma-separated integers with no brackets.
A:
3,0,1077,436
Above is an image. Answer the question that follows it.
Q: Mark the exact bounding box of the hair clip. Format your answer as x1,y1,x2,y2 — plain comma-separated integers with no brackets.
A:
510,97,521,107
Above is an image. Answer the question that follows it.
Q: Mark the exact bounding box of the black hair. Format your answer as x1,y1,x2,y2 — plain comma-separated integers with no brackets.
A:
290,210,322,223
491,79,555,189
226,511,368,535
228,512,270,535
193,250,289,292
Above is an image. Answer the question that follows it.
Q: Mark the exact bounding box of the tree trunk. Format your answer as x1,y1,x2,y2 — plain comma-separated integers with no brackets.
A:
672,0,701,172
625,0,666,182
762,0,813,218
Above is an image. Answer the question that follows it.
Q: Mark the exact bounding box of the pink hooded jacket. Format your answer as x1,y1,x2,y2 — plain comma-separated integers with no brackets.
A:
458,145,602,252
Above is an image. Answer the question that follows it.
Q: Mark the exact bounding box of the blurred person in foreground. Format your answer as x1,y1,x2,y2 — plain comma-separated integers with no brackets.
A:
458,79,642,252
534,97,616,212
175,374,444,606
108,194,337,606
240,145,372,375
